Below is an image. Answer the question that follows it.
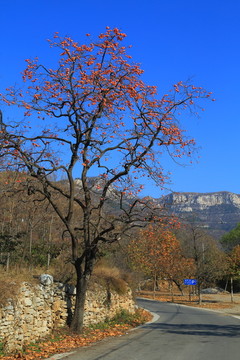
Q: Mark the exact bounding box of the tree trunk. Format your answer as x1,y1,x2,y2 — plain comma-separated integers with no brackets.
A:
230,276,234,303
224,277,228,292
172,280,184,295
153,272,157,299
70,252,95,333
198,282,202,304
70,280,88,333
47,253,51,269
70,263,88,333
6,252,10,272
169,280,174,302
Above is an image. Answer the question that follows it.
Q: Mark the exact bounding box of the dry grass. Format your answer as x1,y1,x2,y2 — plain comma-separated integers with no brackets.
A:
92,265,128,294
0,261,132,307
52,255,132,294
0,278,18,307
0,267,39,306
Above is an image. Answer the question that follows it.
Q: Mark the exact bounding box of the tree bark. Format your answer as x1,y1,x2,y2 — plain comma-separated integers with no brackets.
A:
153,272,157,299
70,260,89,333
172,279,184,295
170,280,174,302
198,282,202,304
230,276,234,303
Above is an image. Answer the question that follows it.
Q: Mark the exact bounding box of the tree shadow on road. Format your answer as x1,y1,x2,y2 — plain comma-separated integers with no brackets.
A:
142,322,240,338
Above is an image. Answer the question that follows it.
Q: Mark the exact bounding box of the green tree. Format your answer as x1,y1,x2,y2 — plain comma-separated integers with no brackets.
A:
221,223,240,251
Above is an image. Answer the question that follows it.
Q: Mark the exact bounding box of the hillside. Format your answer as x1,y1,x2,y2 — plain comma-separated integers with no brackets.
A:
161,191,240,238
73,179,240,238
56,179,240,238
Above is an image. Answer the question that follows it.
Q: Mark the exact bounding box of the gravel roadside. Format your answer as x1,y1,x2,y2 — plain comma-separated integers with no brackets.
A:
197,293,240,317
137,291,240,317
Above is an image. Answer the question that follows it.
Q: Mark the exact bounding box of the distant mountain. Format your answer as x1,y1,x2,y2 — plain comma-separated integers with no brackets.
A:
161,191,240,238
73,177,240,238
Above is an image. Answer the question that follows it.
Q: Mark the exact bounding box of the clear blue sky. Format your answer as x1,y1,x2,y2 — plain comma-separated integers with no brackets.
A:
0,0,239,198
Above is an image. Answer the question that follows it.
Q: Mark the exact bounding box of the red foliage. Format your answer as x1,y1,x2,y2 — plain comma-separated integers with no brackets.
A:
0,27,213,192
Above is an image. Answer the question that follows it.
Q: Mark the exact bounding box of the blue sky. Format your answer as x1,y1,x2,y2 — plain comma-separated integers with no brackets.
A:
0,0,239,198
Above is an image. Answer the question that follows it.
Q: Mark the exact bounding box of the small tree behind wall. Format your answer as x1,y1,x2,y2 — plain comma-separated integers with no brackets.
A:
0,28,213,332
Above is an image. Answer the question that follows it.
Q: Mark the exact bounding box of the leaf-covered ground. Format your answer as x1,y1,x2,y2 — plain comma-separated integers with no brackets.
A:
0,309,152,360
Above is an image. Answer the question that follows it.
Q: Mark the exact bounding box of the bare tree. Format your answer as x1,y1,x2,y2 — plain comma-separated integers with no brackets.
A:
0,28,212,332
178,224,228,303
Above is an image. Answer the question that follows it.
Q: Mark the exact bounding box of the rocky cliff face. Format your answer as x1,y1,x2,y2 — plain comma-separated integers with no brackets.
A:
161,191,240,238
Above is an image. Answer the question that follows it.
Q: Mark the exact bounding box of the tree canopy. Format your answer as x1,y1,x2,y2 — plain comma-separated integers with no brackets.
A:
128,223,195,293
221,223,240,251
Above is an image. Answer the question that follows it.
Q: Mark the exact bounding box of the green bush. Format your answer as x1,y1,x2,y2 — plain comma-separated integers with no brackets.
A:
88,308,149,330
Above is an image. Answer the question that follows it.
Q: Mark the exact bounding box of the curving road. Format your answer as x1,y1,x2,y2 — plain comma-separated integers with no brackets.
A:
61,298,240,360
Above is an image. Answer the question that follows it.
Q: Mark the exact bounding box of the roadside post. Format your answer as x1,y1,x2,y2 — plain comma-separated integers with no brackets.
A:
184,279,198,301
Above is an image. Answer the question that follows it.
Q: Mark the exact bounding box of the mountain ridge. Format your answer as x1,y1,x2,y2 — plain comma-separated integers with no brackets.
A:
73,177,240,238
160,190,240,238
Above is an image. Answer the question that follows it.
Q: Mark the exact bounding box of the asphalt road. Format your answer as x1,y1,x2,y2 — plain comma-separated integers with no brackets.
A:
58,298,240,360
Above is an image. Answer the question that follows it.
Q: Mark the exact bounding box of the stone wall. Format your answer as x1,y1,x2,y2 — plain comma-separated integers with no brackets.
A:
0,276,135,353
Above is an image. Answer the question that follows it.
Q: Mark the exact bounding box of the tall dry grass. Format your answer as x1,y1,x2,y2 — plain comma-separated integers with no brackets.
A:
92,264,129,294
0,266,40,306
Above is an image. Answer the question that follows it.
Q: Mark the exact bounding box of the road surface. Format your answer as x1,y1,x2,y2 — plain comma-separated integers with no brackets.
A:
57,298,240,360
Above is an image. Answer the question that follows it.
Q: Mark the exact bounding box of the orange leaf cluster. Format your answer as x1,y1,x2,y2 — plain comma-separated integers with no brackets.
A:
128,223,195,281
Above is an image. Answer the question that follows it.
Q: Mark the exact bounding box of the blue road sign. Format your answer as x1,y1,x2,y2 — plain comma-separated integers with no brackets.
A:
184,279,198,285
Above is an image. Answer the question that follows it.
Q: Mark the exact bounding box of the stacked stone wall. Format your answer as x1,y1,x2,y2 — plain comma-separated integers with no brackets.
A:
0,277,135,353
